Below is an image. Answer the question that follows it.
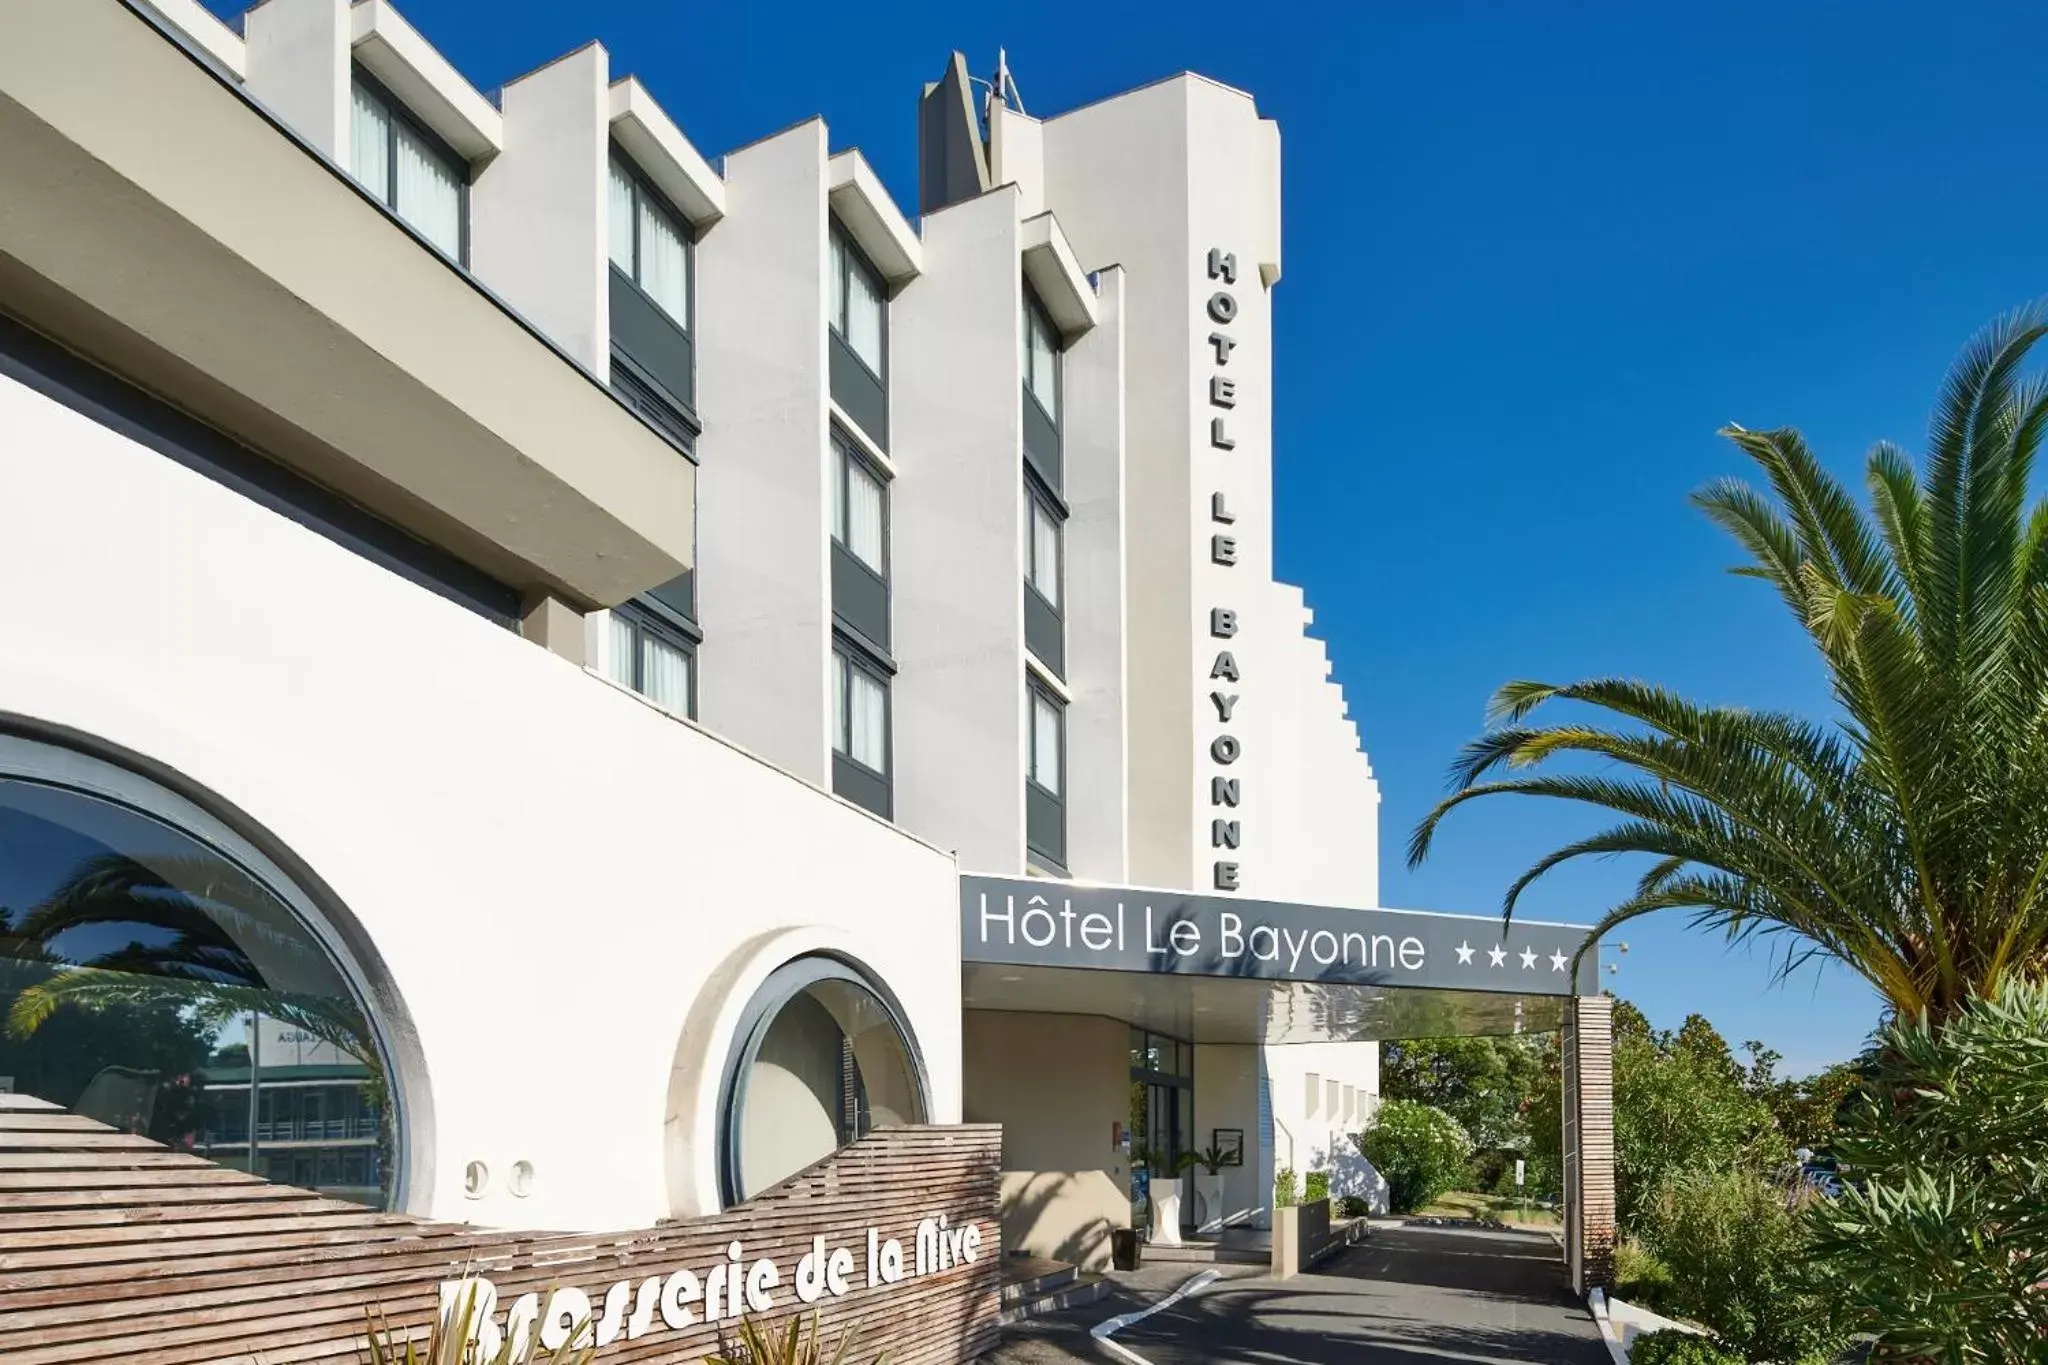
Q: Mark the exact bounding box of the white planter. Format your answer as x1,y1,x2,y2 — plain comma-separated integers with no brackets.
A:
1197,1172,1226,1231
1149,1188,1183,1245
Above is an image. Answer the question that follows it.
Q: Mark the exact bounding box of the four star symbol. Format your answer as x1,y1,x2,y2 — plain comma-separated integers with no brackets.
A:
1455,941,1475,964
1487,944,1507,968
1519,946,1539,970
1550,949,1569,973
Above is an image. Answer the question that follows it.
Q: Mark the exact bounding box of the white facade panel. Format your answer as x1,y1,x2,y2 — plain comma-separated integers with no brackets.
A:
0,372,962,1233
694,120,834,782
891,187,1027,871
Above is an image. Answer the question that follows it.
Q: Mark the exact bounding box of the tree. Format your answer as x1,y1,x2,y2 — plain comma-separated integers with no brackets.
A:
1377,1035,1548,1151
1408,307,2048,1027
1357,1100,1472,1213
1804,979,2048,1360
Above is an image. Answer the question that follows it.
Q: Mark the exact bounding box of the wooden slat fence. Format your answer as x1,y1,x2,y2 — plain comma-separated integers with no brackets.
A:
0,1094,1001,1364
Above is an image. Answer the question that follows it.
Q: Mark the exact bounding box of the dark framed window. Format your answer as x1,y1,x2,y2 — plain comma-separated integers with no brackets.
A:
1027,484,1062,610
349,70,467,263
829,226,886,378
608,152,697,437
0,732,406,1210
715,954,928,1206
829,224,889,448
605,601,696,719
1021,288,1061,427
832,438,888,577
608,156,693,333
1026,678,1067,870
833,646,890,777
1024,476,1066,677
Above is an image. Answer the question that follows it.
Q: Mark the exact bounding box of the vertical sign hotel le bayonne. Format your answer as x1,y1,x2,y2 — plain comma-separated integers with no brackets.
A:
1204,246,1244,891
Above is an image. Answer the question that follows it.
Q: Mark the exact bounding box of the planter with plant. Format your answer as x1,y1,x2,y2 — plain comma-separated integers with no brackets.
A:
1303,1171,1330,1206
1193,1141,1233,1230
1133,1146,1198,1245
1273,1166,1298,1209
1624,1329,1743,1365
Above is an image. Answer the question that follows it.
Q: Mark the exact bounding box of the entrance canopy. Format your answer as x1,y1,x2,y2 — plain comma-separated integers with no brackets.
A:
959,875,1599,1044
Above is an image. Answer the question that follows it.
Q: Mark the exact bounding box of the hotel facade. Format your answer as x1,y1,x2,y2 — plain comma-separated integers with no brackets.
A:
0,0,1615,1310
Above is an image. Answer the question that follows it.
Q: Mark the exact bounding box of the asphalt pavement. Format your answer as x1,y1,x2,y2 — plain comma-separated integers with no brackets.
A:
988,1223,1612,1365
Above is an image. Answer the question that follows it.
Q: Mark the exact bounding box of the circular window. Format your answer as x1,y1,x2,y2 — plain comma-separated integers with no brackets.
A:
719,955,927,1204
0,735,403,1209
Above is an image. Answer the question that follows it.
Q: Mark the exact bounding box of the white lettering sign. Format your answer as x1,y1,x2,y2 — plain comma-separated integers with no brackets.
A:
439,1218,983,1359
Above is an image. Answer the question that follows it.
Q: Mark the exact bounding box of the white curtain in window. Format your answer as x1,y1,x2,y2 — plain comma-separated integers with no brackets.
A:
608,163,636,274
349,84,391,203
1031,501,1061,606
393,119,463,258
1032,694,1062,795
846,460,885,571
845,260,884,373
833,655,849,756
850,668,887,771
1028,312,1059,421
830,235,848,337
603,612,637,689
642,632,693,716
639,196,690,326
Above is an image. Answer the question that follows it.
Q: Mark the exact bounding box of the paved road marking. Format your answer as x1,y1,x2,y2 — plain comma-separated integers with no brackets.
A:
1089,1271,1221,1365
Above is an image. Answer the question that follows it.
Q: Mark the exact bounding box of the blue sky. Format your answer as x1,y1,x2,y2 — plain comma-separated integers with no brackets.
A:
207,0,2048,1074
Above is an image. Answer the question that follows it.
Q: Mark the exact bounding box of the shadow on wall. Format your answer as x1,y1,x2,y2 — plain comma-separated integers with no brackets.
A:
1315,1140,1390,1217
999,1170,1123,1269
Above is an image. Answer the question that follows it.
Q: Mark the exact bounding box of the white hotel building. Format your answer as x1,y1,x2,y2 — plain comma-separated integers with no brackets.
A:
0,0,1612,1285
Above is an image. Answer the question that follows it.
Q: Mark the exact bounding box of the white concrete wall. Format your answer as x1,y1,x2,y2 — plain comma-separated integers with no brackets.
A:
962,1011,1130,1268
990,107,1045,219
242,0,348,161
1060,265,1129,883
693,120,833,783
890,186,1025,872
1040,80,1194,892
0,372,962,1233
472,44,610,372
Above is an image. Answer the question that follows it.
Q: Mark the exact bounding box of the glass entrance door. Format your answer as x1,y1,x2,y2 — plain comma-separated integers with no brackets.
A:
1129,1028,1195,1236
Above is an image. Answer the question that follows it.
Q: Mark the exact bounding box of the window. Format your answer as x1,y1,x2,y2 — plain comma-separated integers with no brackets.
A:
1022,290,1060,425
1028,686,1064,797
1027,490,1062,609
350,74,465,261
717,955,927,1204
832,439,887,576
830,227,885,377
833,647,889,775
609,156,692,331
0,734,403,1210
605,603,696,718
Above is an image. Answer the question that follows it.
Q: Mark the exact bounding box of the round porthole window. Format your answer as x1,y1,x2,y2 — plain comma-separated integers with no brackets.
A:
0,733,406,1209
717,955,927,1205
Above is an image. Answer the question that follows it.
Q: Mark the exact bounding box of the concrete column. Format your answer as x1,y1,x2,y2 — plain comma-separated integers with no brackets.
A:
521,593,586,665
242,0,349,162
1564,995,1616,1292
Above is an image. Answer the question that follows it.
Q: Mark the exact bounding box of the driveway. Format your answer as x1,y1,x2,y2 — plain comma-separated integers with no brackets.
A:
990,1223,1612,1365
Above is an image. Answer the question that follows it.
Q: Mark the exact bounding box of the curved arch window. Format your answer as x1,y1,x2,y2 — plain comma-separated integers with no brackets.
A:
720,956,927,1204
0,737,400,1208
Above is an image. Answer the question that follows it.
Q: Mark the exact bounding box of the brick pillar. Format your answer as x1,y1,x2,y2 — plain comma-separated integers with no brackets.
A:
1563,995,1616,1293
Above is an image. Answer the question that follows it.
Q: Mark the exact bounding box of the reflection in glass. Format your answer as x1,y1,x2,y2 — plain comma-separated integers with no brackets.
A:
0,778,394,1208
732,973,923,1201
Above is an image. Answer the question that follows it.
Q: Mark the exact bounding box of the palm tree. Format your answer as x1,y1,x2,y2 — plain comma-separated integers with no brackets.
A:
1410,306,2048,1028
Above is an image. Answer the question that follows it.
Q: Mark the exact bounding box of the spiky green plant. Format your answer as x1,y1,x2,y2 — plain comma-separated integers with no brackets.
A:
362,1280,595,1365
706,1312,887,1365
1411,306,2048,1027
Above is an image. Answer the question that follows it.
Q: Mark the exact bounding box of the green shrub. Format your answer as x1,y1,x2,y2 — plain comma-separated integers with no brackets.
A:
1804,981,2048,1361
1336,1194,1371,1219
1610,1236,1677,1318
1303,1171,1330,1204
1356,1099,1471,1213
1624,1329,1743,1365
1640,1167,1842,1364
1273,1166,1298,1208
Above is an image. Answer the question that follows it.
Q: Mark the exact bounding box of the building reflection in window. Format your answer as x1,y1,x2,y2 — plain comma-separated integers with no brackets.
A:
0,762,397,1209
